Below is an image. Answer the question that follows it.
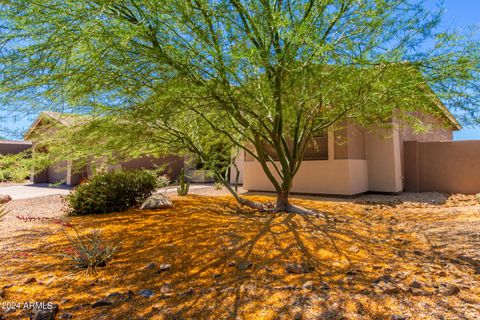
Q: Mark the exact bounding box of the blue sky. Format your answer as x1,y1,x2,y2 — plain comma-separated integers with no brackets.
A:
425,0,480,140
1,0,479,140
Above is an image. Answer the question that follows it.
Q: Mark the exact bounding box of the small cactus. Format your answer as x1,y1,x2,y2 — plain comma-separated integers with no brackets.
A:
177,168,190,196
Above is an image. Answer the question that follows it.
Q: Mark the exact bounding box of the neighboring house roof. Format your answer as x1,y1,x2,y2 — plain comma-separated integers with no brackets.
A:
24,111,88,140
0,140,32,155
0,139,32,145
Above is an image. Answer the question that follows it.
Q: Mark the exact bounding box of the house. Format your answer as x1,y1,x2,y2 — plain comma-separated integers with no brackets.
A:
0,140,32,155
230,105,480,195
24,112,184,185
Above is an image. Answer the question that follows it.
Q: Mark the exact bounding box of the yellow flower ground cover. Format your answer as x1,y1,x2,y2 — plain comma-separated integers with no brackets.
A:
1,195,479,319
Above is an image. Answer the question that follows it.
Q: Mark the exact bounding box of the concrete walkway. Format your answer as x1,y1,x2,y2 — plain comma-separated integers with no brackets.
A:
0,183,71,200
159,183,214,194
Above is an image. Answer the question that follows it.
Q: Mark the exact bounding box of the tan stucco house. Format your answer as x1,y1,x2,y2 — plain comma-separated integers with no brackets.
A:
24,112,184,185
231,107,463,196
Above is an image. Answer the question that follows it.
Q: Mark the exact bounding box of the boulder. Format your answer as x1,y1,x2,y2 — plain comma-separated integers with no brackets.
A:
0,194,11,204
140,193,172,210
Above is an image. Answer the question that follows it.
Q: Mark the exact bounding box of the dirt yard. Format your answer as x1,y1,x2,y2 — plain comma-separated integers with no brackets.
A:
0,191,479,319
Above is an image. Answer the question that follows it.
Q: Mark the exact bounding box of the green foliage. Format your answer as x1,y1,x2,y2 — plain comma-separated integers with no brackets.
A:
62,228,120,273
66,170,159,215
476,193,480,204
0,203,10,221
157,174,171,188
177,168,190,196
213,181,224,190
0,151,33,182
0,0,478,209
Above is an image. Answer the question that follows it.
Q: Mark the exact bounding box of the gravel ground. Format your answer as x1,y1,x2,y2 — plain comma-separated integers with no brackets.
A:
2,188,479,263
0,195,67,239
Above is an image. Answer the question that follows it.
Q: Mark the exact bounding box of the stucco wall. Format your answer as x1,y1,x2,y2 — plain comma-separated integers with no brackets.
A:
0,141,32,155
47,160,68,184
334,122,366,160
242,131,369,195
229,150,244,185
121,155,184,180
242,159,368,195
365,127,403,193
404,140,480,194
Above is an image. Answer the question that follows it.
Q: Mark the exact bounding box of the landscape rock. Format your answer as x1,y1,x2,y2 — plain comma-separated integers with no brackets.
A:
438,283,460,296
91,299,113,308
0,194,11,204
302,281,315,290
237,261,252,271
144,263,157,270
105,292,123,301
373,274,393,284
59,313,73,319
24,277,37,285
409,280,423,289
138,289,155,298
0,289,5,298
158,263,172,271
285,263,314,274
409,287,432,296
394,271,411,280
319,282,330,290
140,193,172,210
30,303,59,320
381,283,402,295
160,284,173,295
392,315,407,320
348,245,360,253
346,269,360,276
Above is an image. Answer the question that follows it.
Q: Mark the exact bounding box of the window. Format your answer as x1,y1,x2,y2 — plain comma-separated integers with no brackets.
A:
243,134,328,161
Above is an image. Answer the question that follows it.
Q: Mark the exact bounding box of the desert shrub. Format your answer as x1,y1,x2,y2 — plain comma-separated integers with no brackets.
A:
0,151,33,182
476,193,480,203
63,228,119,273
66,169,159,215
0,169,12,182
177,168,190,196
213,181,224,190
157,174,171,188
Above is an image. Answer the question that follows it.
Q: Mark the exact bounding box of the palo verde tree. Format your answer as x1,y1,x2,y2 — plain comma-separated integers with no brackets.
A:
1,0,479,213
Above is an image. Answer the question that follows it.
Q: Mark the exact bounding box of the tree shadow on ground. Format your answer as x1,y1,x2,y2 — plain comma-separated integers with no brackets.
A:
1,195,480,319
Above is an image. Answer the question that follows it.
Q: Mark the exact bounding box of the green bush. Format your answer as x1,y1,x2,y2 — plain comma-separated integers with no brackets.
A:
157,174,171,188
0,169,12,182
66,170,159,215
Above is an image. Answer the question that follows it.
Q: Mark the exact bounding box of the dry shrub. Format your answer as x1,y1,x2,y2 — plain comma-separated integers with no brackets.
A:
62,227,120,273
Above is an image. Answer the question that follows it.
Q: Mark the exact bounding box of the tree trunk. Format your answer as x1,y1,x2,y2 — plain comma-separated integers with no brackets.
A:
275,189,290,212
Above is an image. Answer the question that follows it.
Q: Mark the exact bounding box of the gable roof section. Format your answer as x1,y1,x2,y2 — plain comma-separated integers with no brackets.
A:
24,111,88,140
